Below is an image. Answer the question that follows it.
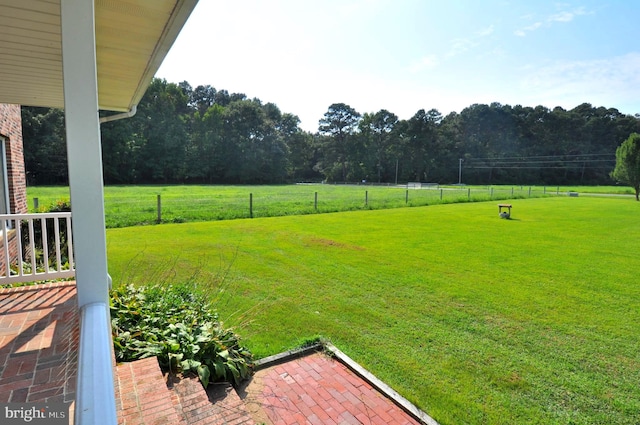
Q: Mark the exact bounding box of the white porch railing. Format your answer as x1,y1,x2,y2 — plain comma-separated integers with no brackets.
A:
0,212,75,284
77,301,117,425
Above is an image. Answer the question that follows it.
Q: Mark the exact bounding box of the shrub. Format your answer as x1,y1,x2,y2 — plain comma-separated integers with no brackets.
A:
44,199,71,212
110,282,254,387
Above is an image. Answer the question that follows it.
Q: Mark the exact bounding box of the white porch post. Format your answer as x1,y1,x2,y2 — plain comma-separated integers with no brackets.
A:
60,0,116,424
61,0,108,307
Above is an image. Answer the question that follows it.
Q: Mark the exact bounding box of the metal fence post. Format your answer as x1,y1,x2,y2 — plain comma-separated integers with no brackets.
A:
250,193,253,218
314,192,318,210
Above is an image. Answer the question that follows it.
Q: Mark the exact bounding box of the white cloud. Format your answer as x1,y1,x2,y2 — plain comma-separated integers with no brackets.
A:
549,11,573,22
408,55,439,73
447,25,495,57
514,6,590,36
519,52,640,111
515,22,542,37
549,6,588,22
448,38,474,57
477,25,495,37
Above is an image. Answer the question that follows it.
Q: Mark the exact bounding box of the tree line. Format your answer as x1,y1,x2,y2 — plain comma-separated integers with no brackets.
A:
21,77,640,186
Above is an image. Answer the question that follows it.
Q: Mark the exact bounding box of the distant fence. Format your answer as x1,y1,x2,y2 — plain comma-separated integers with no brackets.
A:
25,185,561,229
407,182,439,189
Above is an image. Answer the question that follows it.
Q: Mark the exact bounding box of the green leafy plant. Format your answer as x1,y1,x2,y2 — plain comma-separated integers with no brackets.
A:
293,335,326,350
43,199,72,212
110,282,253,387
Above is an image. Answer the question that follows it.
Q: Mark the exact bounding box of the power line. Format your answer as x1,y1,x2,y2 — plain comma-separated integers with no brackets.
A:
464,153,616,172
466,159,615,165
467,165,615,170
468,153,614,161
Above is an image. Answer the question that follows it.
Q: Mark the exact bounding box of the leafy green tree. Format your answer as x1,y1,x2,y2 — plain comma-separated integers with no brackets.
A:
255,102,290,183
22,77,640,187
217,100,259,182
360,109,398,183
217,99,288,183
611,133,640,200
133,78,190,183
190,84,217,115
21,107,68,185
318,103,361,182
401,109,443,182
287,130,321,181
100,117,142,184
188,103,225,183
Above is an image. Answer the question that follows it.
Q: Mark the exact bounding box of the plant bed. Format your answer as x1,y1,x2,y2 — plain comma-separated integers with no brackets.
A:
110,282,254,387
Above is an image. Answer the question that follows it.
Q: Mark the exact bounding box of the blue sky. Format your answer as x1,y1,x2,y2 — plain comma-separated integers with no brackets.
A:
156,0,640,132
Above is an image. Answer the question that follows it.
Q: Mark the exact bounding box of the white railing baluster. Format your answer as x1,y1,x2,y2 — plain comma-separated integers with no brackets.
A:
41,217,48,273
28,218,36,269
2,219,9,278
54,217,62,272
0,212,75,284
67,215,74,270
15,217,23,278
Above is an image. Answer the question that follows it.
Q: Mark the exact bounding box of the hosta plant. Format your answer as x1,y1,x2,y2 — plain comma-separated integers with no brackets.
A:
110,282,253,387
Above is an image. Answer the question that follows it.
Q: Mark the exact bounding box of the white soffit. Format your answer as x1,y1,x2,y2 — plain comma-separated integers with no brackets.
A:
0,0,197,111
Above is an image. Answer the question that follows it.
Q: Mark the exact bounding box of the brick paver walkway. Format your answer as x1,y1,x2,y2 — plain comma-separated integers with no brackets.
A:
0,282,78,406
242,353,422,425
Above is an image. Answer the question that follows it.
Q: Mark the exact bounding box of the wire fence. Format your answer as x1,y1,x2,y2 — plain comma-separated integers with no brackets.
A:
26,184,558,228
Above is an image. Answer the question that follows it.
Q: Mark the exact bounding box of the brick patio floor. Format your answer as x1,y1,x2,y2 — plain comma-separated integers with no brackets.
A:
0,281,78,407
241,353,422,425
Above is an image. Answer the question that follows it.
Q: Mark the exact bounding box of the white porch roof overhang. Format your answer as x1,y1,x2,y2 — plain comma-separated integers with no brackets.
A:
0,2,198,424
0,0,196,112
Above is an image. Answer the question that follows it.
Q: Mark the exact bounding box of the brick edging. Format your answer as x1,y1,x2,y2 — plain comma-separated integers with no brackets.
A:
253,343,324,370
0,280,76,294
324,343,440,425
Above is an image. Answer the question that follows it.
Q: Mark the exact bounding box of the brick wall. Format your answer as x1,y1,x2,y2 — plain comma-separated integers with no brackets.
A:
0,103,27,215
0,103,27,277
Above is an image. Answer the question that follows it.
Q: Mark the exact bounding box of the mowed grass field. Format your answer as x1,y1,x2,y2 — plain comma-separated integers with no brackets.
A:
26,183,631,228
105,196,640,425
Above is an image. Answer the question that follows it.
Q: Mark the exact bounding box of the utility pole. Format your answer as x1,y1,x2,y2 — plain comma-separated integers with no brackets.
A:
458,158,463,185
395,158,399,185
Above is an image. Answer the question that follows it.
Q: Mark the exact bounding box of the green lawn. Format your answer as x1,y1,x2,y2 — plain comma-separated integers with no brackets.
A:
106,196,640,425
